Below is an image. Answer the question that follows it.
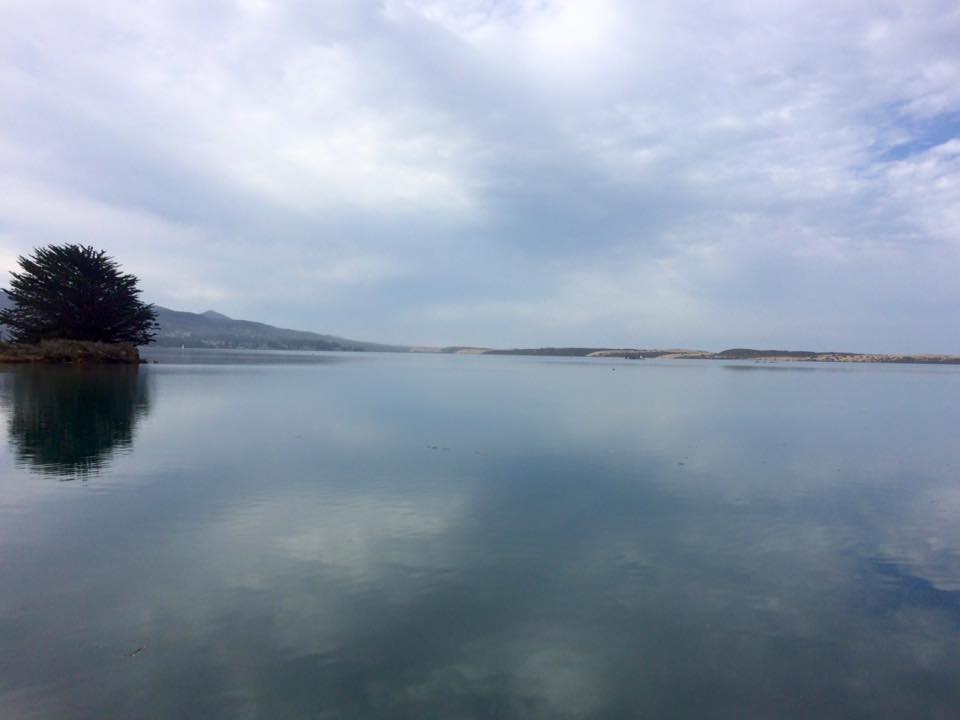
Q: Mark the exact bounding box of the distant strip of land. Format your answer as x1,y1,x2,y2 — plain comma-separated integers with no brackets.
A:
410,346,960,365
6,297,955,366
4,339,956,366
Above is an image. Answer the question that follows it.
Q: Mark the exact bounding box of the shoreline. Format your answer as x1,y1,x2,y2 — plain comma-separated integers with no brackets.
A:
0,341,142,364
414,346,960,365
140,345,960,366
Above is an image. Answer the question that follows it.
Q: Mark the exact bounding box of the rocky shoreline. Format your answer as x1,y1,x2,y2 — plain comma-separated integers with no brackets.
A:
0,340,142,364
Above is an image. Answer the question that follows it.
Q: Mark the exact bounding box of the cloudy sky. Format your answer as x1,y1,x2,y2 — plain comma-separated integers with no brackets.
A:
1,0,959,351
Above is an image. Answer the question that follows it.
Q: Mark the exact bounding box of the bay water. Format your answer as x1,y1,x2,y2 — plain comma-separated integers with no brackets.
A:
1,350,959,718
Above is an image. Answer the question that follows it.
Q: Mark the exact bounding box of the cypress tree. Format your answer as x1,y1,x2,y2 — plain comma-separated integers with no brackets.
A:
0,244,158,344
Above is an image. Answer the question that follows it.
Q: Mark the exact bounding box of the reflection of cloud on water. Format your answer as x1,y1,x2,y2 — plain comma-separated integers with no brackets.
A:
388,640,607,720
860,485,960,594
253,492,462,577
2,358,960,717
869,559,960,617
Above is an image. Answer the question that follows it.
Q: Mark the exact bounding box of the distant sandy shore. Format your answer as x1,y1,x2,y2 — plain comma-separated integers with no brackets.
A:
590,349,960,364
411,346,960,365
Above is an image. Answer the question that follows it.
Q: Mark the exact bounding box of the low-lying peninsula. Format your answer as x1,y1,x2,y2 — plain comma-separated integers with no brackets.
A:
0,341,142,364
418,346,960,365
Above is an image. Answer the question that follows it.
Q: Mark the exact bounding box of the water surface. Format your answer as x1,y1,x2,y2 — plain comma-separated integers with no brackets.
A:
1,350,959,718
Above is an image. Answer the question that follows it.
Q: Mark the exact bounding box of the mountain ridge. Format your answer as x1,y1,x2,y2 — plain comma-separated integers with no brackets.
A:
151,306,405,352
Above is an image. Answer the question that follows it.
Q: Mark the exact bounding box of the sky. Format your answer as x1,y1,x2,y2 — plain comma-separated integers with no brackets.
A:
1,0,959,351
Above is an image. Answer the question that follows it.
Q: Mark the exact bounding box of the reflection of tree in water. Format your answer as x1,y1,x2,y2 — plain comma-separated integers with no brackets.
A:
0,366,150,477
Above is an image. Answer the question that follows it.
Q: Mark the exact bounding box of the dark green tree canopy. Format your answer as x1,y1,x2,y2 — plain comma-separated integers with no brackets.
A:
0,244,158,344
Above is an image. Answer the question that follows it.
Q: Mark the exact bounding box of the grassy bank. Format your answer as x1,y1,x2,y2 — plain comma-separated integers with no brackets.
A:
0,340,141,364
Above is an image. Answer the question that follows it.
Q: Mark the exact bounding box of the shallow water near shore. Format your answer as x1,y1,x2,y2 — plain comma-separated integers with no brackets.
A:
1,349,959,719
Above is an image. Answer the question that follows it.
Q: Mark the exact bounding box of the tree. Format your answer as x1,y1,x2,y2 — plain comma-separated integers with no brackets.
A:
0,244,158,344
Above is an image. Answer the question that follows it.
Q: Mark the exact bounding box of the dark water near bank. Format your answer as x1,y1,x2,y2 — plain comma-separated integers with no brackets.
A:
1,350,959,719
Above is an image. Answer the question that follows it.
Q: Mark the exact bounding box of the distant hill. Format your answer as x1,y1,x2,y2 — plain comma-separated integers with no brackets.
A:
0,292,10,338
152,306,406,352
1,294,402,351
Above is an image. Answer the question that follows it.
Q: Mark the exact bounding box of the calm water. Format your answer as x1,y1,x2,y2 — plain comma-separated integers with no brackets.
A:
1,350,959,719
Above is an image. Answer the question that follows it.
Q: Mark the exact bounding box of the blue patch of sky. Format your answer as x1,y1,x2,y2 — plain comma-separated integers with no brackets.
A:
877,110,960,162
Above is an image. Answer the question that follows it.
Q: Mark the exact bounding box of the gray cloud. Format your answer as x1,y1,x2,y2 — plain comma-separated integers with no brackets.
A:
1,0,959,349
